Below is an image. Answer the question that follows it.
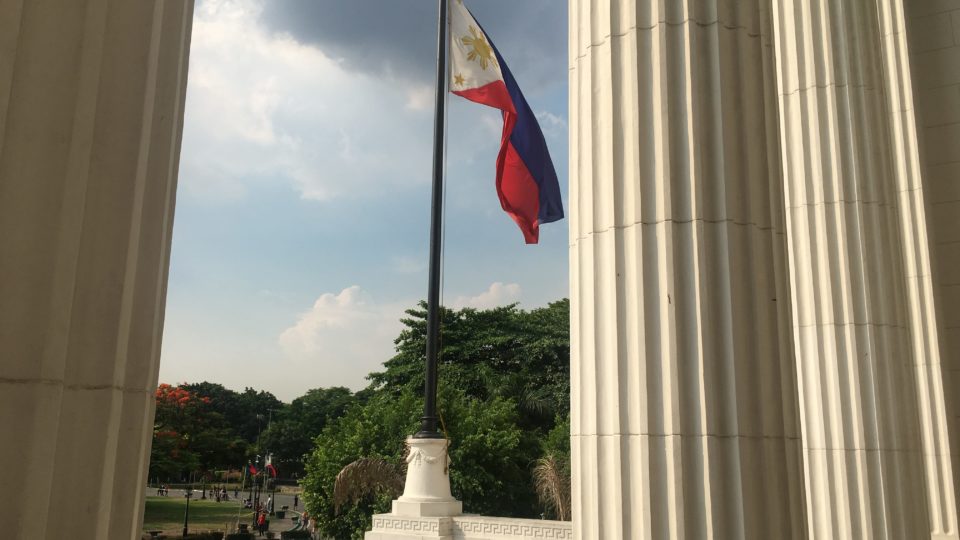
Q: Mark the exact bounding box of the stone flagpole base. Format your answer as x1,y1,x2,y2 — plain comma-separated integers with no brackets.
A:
366,437,462,539
393,437,462,517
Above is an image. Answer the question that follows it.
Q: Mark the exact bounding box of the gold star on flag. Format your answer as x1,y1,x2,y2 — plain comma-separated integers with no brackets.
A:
454,73,465,86
461,26,493,70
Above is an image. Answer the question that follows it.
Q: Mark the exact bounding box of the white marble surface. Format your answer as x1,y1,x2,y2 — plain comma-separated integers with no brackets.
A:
569,0,959,538
0,1,194,538
393,437,463,517
366,514,571,540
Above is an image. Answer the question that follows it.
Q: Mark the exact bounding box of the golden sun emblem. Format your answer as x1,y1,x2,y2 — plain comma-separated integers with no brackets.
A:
461,26,494,70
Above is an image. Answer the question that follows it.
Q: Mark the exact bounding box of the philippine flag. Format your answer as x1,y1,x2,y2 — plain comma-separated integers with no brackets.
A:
449,0,563,244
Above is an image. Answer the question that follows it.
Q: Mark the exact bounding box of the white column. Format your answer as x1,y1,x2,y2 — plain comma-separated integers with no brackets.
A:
568,1,804,538
0,1,193,539
878,1,959,537
903,0,960,535
769,0,956,537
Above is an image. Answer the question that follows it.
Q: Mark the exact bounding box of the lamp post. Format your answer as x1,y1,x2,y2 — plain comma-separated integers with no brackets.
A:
248,460,256,529
182,484,192,537
270,475,277,515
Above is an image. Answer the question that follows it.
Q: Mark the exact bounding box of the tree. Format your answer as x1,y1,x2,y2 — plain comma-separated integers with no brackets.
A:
302,388,543,538
149,384,212,481
368,299,570,425
534,416,571,520
300,300,572,537
301,391,419,539
261,387,356,477
150,383,258,481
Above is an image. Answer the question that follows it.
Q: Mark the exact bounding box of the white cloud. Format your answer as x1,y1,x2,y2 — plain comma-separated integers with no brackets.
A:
179,0,433,202
452,282,522,309
535,110,567,139
278,286,405,389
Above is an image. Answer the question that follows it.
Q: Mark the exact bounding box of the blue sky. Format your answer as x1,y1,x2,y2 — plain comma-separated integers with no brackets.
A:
160,0,569,401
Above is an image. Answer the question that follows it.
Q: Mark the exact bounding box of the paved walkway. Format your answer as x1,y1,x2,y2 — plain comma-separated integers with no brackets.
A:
146,486,304,514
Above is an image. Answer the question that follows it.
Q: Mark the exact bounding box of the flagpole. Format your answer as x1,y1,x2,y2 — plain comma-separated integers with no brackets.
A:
415,0,448,439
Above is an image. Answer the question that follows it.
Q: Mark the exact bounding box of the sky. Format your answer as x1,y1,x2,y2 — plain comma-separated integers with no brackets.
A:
159,0,569,402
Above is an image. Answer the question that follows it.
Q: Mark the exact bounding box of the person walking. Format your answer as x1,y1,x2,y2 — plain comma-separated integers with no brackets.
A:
293,494,298,509
257,511,267,536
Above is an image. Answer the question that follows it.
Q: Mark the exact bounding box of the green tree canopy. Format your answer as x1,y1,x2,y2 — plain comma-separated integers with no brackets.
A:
261,386,356,477
301,299,570,538
368,299,569,421
301,387,538,539
147,298,571,539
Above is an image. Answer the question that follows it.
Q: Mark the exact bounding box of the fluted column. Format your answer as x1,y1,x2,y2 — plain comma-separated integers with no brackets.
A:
877,1,959,537
569,1,804,537
903,0,960,533
769,0,954,537
0,1,193,539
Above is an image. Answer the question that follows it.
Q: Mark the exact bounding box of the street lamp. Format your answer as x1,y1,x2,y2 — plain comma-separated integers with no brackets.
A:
251,456,261,530
182,484,193,537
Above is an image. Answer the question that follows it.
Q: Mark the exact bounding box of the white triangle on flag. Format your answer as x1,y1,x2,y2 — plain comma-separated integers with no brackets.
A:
449,0,504,92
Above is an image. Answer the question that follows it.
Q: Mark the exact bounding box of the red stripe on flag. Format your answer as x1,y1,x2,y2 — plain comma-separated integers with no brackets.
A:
452,81,515,114
454,81,541,243
499,142,540,243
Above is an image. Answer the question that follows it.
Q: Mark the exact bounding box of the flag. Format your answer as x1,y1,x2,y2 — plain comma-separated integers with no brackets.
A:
449,0,563,244
248,463,258,476
265,454,278,477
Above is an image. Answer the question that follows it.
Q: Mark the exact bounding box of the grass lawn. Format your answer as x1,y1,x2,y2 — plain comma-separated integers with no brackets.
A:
142,496,254,533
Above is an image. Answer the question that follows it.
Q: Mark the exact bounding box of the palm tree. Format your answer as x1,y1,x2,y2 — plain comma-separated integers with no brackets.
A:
492,373,555,422
333,457,405,514
532,454,570,521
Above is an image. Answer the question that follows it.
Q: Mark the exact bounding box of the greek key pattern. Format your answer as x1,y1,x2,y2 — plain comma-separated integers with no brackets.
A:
453,517,573,539
371,514,442,533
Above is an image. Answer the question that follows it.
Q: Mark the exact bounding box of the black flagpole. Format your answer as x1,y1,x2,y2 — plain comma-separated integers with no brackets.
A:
415,0,448,439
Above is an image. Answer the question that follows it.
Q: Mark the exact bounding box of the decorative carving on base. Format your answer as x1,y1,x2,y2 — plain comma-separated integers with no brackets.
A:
366,513,573,540
407,440,450,472
453,516,573,539
371,515,446,534
397,437,459,509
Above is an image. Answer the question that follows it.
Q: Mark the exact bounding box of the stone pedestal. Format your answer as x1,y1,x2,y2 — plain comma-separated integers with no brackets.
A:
394,437,463,517
0,1,193,538
366,438,462,539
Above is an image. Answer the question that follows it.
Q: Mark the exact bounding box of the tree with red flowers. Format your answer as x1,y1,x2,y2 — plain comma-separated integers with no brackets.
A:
149,383,248,482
